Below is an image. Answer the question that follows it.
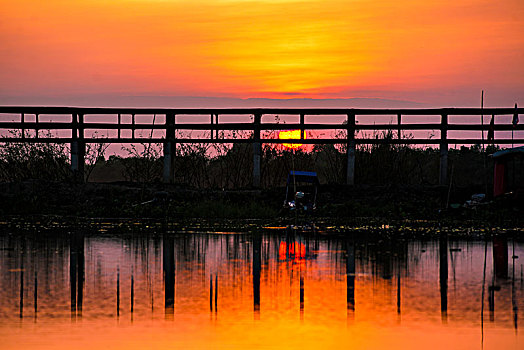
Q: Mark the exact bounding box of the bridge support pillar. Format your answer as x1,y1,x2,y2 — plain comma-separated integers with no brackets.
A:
71,113,85,182
346,113,356,185
163,113,176,184
253,113,261,188
163,141,175,184
253,143,261,188
439,114,448,186
71,141,85,182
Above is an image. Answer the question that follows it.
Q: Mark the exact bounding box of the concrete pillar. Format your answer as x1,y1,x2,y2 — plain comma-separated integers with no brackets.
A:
163,141,175,183
439,114,448,186
163,113,176,183
346,113,356,185
253,113,261,188
70,113,85,182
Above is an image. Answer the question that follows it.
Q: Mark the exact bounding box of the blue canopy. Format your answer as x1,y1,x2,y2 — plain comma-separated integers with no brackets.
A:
287,171,319,185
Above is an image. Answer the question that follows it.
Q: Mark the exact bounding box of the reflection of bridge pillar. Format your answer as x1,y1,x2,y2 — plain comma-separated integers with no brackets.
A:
19,245,24,318
163,235,175,314
488,285,496,322
78,236,84,314
439,234,448,322
253,232,261,314
397,262,401,317
70,232,84,317
34,270,37,318
346,239,355,315
300,276,304,316
493,236,508,280
116,268,120,317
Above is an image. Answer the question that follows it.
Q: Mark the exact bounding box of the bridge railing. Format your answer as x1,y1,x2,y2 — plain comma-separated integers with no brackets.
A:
0,106,522,186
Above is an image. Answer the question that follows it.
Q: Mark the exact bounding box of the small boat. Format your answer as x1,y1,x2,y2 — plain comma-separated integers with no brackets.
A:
283,170,319,214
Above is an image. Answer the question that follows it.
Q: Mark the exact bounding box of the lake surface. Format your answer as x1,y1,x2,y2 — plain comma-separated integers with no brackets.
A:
0,229,523,349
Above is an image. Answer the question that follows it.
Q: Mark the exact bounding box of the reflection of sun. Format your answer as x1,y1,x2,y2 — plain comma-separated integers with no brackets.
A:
279,241,306,260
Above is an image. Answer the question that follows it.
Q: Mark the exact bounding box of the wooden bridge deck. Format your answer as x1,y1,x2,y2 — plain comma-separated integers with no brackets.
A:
0,106,522,186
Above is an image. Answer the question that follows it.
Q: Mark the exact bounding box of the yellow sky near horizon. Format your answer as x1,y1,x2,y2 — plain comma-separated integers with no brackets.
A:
0,0,523,104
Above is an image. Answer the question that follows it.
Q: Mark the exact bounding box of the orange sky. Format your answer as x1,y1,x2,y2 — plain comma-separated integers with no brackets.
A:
0,0,523,105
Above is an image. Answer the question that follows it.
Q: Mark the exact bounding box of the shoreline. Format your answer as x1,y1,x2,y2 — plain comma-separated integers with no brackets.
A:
1,213,522,238
1,180,522,232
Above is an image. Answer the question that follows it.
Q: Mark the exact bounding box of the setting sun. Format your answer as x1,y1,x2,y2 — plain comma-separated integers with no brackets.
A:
279,129,305,149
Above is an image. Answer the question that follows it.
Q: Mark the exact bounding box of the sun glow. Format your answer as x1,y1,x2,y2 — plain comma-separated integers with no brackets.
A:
279,129,304,149
0,0,522,104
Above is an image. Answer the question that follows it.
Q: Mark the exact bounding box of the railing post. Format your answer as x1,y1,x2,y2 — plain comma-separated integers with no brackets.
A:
346,113,356,185
131,114,135,139
215,114,219,139
253,113,262,188
397,113,402,140
70,113,85,182
35,114,39,139
21,113,25,139
439,114,448,185
210,113,214,140
300,113,305,140
117,114,121,139
163,113,176,184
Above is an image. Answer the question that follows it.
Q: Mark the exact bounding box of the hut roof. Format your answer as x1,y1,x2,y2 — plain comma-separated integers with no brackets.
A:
491,146,524,159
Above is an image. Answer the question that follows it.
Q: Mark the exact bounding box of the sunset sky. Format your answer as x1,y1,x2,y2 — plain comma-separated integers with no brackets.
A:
1,0,523,106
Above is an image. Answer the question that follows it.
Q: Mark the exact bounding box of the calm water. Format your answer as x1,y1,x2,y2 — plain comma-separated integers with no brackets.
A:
0,230,523,349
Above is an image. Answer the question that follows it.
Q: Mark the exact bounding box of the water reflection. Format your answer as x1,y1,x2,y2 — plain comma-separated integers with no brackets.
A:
346,239,355,316
440,233,448,323
70,231,84,318
163,235,174,314
253,232,261,315
0,230,523,349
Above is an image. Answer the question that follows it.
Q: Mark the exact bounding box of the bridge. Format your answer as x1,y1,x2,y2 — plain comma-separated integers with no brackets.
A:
0,106,522,186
